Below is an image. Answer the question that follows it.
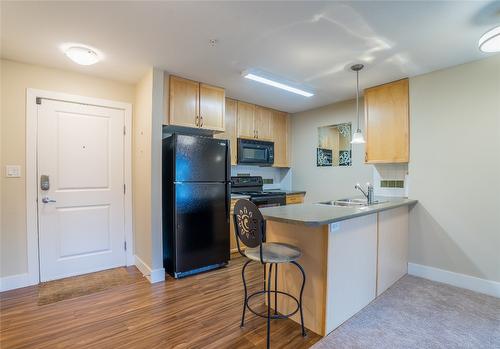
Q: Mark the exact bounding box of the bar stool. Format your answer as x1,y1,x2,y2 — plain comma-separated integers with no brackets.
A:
233,199,306,348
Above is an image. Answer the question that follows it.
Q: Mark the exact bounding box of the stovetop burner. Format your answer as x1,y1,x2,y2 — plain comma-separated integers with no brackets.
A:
231,176,286,200
231,176,286,206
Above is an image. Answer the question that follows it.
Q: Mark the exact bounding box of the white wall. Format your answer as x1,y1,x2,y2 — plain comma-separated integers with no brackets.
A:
290,99,373,203
132,68,164,282
0,59,135,279
408,55,500,284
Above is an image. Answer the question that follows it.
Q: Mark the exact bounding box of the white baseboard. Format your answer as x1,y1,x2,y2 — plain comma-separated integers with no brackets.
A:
408,263,500,298
0,273,37,292
134,255,165,284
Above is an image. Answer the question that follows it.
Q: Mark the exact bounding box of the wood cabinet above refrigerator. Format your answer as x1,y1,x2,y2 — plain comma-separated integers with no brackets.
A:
165,75,225,132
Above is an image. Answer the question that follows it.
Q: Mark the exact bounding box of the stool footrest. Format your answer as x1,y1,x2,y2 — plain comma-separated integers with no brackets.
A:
245,289,300,320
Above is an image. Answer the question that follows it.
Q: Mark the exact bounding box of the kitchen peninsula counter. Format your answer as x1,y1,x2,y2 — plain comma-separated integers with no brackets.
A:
259,197,416,337
260,197,417,226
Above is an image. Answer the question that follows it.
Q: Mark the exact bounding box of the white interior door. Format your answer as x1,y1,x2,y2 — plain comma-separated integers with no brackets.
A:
37,99,126,282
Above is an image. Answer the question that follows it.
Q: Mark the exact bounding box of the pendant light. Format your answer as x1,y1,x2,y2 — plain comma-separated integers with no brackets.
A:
350,64,365,144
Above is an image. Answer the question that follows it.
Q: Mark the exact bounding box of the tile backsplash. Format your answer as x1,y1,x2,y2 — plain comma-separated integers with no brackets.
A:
373,164,408,197
231,165,292,190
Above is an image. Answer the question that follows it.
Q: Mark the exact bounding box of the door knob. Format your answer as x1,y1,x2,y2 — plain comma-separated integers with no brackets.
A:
42,196,56,203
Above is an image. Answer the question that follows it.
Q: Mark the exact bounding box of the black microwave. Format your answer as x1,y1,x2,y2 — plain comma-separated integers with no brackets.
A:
237,138,274,166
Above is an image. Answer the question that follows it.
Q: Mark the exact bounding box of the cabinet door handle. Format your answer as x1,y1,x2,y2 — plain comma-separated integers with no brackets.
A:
256,130,259,139
200,116,204,128
365,152,368,162
195,115,199,126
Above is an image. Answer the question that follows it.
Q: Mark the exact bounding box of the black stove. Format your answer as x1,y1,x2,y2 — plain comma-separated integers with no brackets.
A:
231,176,286,207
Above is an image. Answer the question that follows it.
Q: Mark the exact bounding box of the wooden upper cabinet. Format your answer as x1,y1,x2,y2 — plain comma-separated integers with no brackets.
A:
237,101,255,139
169,75,199,128
254,106,273,141
199,83,225,131
272,111,290,167
215,98,238,165
364,78,409,163
235,100,290,167
167,75,225,132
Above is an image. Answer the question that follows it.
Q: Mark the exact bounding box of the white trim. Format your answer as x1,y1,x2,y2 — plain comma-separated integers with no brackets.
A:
408,263,500,298
0,273,33,292
149,268,166,283
123,104,134,266
25,88,134,289
26,90,40,289
134,255,165,284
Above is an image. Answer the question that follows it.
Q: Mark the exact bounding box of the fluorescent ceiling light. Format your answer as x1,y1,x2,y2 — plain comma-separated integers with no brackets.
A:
64,46,100,65
242,70,314,97
479,25,500,53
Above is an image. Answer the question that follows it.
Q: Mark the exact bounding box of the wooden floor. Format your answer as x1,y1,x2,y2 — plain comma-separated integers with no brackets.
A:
0,256,320,349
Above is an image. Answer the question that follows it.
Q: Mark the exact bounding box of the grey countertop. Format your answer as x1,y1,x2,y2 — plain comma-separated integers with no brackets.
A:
260,196,417,227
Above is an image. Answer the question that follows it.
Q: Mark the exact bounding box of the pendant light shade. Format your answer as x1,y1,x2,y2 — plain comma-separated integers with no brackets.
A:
350,64,365,144
351,130,366,144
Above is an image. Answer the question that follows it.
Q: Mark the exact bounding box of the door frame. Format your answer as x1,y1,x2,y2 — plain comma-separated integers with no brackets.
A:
26,88,134,285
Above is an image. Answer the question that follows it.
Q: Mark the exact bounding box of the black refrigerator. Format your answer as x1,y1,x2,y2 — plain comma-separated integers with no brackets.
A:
162,134,230,278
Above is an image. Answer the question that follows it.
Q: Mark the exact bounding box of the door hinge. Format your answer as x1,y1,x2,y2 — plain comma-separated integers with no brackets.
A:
123,125,126,135
123,184,126,194
124,241,127,251
36,97,42,105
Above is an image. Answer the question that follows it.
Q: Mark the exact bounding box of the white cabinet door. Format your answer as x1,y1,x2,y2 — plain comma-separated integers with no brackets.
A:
377,206,409,296
326,214,377,333
37,99,126,281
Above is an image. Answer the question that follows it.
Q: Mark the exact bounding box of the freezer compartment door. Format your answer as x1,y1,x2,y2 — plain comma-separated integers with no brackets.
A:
174,134,229,182
174,182,230,273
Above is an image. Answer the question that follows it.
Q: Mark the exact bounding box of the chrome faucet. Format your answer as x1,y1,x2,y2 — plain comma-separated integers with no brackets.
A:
355,183,374,205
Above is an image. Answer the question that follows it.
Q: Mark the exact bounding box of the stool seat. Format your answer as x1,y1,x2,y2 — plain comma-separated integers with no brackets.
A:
245,242,301,264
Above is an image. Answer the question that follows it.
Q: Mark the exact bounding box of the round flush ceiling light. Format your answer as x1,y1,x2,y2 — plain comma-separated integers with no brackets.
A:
478,25,500,53
64,46,100,65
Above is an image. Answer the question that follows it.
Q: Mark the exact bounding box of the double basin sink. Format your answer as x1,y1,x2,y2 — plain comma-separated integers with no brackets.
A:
317,198,387,207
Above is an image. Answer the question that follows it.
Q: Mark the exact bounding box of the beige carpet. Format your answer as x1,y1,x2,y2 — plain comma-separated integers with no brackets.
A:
312,275,500,349
38,267,135,305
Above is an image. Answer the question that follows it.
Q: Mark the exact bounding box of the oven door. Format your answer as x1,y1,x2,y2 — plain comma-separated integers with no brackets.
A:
237,139,274,166
251,195,286,208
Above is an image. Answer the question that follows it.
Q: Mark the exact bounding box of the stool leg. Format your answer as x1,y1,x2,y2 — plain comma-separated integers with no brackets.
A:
274,263,278,315
292,261,307,337
263,264,266,291
267,263,273,349
240,259,251,327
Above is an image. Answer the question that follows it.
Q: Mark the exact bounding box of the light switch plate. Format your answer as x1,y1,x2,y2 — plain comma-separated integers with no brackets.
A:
6,165,21,178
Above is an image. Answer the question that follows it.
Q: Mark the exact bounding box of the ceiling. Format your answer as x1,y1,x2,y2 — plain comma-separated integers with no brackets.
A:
1,1,499,113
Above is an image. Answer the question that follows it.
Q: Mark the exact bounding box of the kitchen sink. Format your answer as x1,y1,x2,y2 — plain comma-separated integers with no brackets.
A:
317,198,387,207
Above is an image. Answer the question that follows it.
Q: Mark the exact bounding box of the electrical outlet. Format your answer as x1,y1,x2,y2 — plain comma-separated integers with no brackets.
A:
329,222,340,232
